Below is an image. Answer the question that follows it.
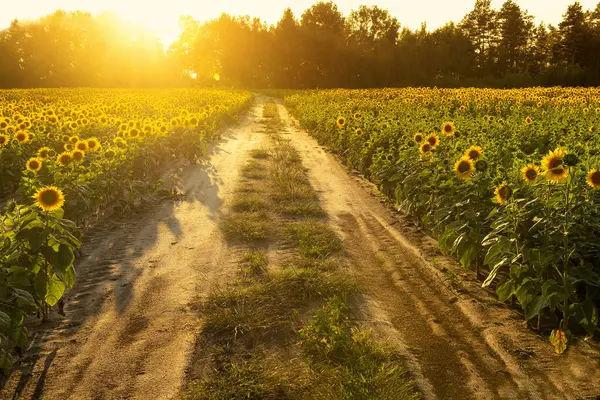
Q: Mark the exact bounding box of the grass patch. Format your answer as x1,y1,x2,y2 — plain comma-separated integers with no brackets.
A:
250,148,270,159
201,268,355,343
241,160,267,180
299,297,419,400
287,221,343,259
221,211,271,243
184,350,308,400
241,250,268,275
287,256,348,273
278,198,326,218
231,193,268,213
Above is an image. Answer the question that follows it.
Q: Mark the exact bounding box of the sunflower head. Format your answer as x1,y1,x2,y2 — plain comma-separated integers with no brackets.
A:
426,133,440,148
454,156,475,180
525,116,533,125
494,184,512,205
419,142,433,155
87,138,100,151
355,128,363,136
15,131,30,144
336,117,346,128
475,160,488,172
69,135,79,144
586,169,600,189
0,133,8,147
541,148,568,183
33,186,65,212
75,140,88,152
521,165,539,183
26,157,43,173
442,122,455,136
57,151,73,167
72,149,85,163
414,133,424,143
465,146,483,161
37,147,52,159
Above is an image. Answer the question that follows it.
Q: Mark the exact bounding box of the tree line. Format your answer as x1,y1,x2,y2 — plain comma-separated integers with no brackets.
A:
2,1,600,88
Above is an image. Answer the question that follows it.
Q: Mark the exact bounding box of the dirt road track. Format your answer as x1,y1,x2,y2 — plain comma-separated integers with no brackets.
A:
2,98,268,400
277,103,600,400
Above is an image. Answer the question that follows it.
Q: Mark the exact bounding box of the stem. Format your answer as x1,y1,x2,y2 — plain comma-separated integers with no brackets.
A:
561,168,572,330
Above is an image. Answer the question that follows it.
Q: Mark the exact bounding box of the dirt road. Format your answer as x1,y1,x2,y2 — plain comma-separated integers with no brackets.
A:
277,103,600,400
2,99,268,400
2,97,599,400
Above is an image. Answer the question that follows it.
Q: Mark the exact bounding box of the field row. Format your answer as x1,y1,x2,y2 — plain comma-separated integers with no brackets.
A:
0,89,253,372
285,87,600,353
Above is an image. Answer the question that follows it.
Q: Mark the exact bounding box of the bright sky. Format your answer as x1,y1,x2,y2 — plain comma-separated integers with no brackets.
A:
2,0,598,46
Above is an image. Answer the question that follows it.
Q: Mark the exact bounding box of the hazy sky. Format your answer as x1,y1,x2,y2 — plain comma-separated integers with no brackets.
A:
2,0,598,45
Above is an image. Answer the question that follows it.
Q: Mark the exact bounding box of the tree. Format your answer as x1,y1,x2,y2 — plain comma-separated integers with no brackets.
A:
558,2,591,66
497,0,534,74
460,0,498,75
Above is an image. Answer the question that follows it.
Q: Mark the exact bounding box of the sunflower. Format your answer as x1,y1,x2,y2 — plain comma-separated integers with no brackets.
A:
87,138,100,151
521,165,540,183
541,148,568,183
336,117,346,128
69,135,79,144
494,184,512,205
105,148,116,158
413,133,424,143
38,147,54,159
33,186,65,212
465,146,483,161
57,151,73,167
355,128,363,136
72,150,85,163
0,133,8,148
454,156,475,180
129,128,140,138
441,122,455,136
525,116,533,125
353,112,361,120
15,131,30,144
75,140,88,152
586,169,600,189
419,142,433,155
26,157,43,173
426,133,440,148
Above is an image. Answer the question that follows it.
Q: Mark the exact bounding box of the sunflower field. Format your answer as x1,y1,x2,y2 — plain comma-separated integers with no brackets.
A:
285,88,600,353
0,88,252,372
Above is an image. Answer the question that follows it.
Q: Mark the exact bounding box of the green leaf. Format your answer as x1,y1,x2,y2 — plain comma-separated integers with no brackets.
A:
483,258,508,287
524,295,547,321
0,312,11,333
496,280,516,302
570,300,598,337
45,274,65,307
549,329,568,355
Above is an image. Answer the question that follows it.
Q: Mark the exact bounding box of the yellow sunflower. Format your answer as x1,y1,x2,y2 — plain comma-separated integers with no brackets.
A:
336,117,346,128
465,146,483,161
26,157,43,173
426,133,440,148
441,121,455,136
69,135,79,144
525,116,533,125
521,165,540,183
15,131,30,144
413,133,424,143
86,138,101,151
57,151,73,167
0,133,8,148
33,186,65,212
419,142,433,155
541,148,568,183
355,128,364,136
494,184,512,204
72,149,85,163
454,156,475,180
37,147,53,159
586,169,600,189
75,140,88,152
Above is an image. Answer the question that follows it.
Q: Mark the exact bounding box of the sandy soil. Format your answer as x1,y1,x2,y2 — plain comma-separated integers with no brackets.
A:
277,103,600,400
1,98,268,400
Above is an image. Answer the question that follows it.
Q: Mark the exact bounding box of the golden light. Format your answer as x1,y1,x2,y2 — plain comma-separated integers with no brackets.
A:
213,73,221,82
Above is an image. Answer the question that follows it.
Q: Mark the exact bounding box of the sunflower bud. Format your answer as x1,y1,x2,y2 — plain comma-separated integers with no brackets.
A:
475,160,488,172
563,153,579,167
